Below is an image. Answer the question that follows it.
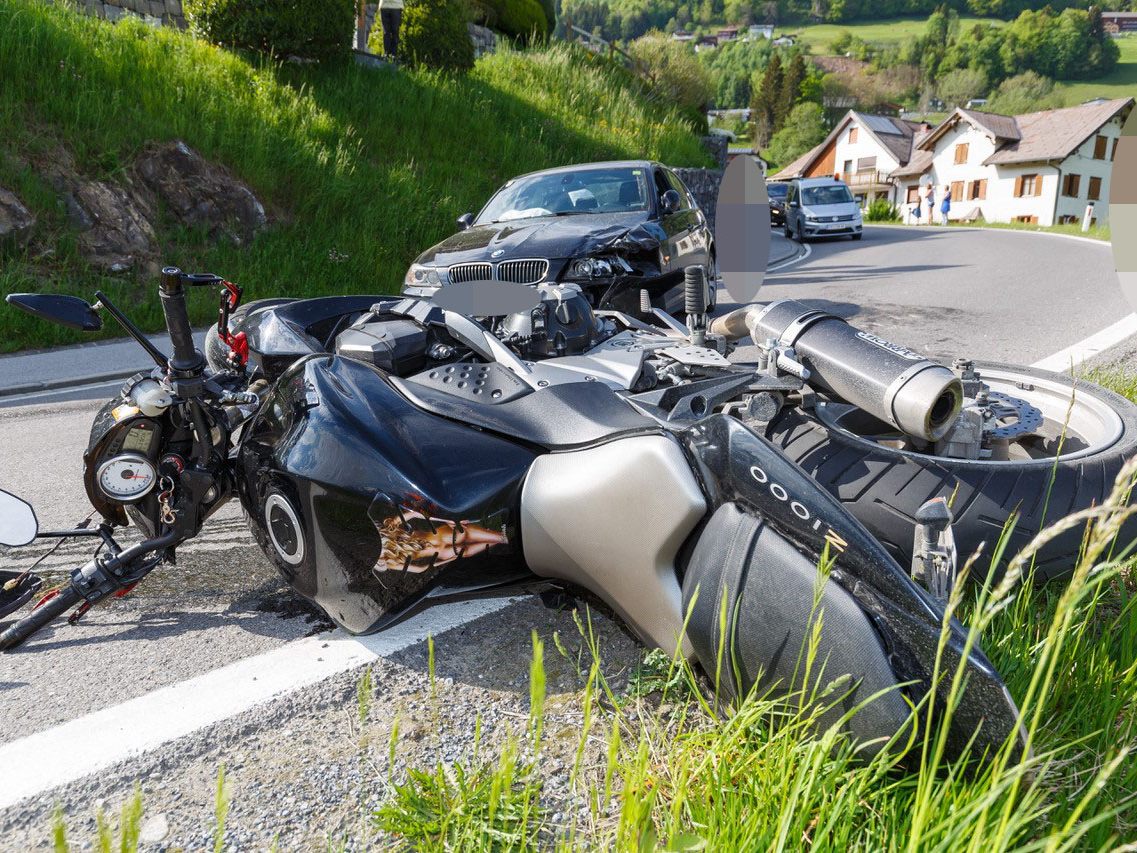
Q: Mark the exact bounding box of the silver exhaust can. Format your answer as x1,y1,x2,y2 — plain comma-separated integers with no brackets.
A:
749,300,963,442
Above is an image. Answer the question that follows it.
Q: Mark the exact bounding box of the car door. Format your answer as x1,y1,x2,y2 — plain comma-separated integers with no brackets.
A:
664,168,710,272
653,167,688,276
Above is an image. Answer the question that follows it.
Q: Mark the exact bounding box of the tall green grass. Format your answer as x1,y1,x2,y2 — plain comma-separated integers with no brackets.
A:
0,0,709,352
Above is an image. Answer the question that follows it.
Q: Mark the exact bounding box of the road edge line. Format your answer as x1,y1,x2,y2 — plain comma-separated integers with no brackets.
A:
1031,312,1137,373
0,596,519,811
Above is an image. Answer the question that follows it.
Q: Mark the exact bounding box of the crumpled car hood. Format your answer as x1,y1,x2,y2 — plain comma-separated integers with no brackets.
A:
413,213,665,267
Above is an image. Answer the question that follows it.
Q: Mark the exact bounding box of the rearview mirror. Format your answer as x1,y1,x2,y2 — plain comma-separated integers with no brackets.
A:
5,293,102,331
0,490,38,547
660,189,681,215
456,212,474,231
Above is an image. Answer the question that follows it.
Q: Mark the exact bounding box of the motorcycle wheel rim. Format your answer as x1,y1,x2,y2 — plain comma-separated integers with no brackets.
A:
814,365,1125,467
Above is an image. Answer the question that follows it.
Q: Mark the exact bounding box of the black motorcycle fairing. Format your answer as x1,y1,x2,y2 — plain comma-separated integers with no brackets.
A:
391,375,658,450
680,415,1023,761
234,295,383,380
683,502,912,750
237,354,536,634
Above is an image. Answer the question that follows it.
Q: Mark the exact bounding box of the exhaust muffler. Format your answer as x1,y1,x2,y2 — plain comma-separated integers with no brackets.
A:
711,300,962,442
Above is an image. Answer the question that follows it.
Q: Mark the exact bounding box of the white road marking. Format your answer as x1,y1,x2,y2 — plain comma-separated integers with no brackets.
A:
1031,312,1137,373
0,596,518,810
768,241,811,272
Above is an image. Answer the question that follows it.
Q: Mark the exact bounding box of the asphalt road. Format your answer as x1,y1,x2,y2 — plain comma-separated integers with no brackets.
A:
744,224,1131,365
0,224,1132,847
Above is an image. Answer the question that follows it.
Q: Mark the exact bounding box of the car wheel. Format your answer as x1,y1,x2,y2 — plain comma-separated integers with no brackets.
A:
783,222,792,239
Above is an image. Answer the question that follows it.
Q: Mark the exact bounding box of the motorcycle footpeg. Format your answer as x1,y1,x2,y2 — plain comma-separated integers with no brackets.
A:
912,497,957,603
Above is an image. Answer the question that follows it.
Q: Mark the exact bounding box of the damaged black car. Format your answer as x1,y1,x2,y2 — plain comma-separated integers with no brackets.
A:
403,162,716,315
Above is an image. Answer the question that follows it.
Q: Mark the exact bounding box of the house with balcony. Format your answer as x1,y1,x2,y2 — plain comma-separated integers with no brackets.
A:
890,98,1133,226
770,111,933,206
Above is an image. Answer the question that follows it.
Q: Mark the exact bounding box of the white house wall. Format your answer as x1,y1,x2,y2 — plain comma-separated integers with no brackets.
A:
1053,114,1123,226
895,112,1125,226
832,121,901,186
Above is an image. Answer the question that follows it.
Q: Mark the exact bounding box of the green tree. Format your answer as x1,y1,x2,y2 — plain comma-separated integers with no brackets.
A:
764,101,827,168
777,51,807,123
749,51,782,146
936,67,988,109
628,33,716,112
985,70,1065,114
374,0,474,70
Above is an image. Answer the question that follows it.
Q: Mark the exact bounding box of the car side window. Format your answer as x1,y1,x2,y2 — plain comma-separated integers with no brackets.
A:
787,184,796,205
653,169,671,203
664,170,693,211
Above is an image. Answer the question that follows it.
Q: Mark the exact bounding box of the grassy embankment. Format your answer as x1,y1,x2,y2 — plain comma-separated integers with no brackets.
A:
0,0,709,353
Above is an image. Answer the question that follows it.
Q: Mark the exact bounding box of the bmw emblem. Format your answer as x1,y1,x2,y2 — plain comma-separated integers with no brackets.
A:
491,249,504,258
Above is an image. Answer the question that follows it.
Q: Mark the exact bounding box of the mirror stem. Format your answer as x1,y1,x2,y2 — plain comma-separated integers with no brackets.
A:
95,291,168,368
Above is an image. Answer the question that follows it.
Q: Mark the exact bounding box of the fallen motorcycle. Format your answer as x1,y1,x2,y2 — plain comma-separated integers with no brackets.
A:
1,266,1133,761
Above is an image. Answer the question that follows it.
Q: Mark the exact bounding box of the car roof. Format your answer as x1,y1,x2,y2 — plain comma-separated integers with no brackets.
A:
506,161,659,183
794,177,849,187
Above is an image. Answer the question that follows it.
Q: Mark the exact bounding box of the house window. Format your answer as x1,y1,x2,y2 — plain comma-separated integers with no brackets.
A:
856,156,877,172
1058,215,1078,225
954,143,969,164
849,126,859,144
967,179,987,200
1093,135,1109,159
1013,215,1039,224
906,185,922,203
1062,174,1081,197
1088,176,1102,200
950,181,964,202
1015,174,1041,197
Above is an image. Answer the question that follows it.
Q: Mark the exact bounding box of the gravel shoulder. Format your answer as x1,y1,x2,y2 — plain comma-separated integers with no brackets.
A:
0,597,642,850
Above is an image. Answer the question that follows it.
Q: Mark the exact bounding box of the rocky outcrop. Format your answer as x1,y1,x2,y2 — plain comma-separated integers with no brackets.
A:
39,149,157,273
131,141,267,246
0,189,36,252
25,141,267,274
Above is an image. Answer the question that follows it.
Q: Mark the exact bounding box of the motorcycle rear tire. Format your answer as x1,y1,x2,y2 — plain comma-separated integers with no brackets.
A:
765,362,1137,583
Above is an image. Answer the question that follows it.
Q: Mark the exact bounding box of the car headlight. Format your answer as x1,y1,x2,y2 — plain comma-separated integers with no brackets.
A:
805,215,819,222
567,257,614,279
404,264,448,288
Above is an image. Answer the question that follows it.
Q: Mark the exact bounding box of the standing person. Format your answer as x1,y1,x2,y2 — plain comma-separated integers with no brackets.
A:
925,184,935,224
378,0,404,59
940,185,951,226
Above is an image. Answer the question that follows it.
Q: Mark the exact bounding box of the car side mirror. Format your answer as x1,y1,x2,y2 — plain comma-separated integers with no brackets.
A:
0,490,37,547
660,189,681,215
5,293,103,331
456,212,474,231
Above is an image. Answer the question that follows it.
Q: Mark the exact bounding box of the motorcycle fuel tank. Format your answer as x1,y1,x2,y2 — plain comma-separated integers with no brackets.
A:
237,354,537,634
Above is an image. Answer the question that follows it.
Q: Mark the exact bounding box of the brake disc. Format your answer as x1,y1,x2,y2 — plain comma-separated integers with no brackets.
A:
983,391,1045,439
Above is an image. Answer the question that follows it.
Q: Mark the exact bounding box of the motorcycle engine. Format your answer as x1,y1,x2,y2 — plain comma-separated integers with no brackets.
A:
497,283,606,359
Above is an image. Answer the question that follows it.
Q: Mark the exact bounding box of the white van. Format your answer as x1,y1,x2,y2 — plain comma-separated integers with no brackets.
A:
784,177,863,242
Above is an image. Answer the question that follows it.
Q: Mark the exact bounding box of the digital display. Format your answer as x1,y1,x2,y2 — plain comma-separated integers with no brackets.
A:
122,424,154,454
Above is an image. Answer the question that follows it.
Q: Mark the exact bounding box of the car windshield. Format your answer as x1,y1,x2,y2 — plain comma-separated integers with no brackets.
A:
477,167,651,224
768,183,789,200
802,185,854,206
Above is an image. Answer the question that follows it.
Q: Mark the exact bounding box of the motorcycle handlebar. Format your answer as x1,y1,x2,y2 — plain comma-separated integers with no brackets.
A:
159,267,203,375
0,584,82,651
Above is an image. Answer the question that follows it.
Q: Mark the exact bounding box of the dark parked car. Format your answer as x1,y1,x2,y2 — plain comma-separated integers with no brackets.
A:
403,161,716,314
768,181,789,226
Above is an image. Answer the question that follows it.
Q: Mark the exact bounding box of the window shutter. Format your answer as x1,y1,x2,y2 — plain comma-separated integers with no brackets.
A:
979,179,987,199
1014,175,1023,197
1034,174,1043,197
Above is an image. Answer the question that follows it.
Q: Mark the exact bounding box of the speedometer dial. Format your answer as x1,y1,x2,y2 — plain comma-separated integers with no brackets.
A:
97,454,157,502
